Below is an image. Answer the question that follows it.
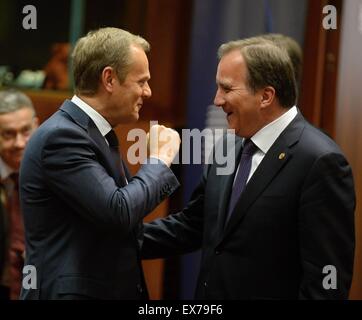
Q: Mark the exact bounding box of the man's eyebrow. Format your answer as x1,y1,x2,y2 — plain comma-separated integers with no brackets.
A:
139,74,151,81
217,80,232,88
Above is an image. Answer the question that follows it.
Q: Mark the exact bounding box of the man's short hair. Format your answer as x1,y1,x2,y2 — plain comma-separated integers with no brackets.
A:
0,89,35,115
259,33,303,84
218,37,298,108
71,27,150,95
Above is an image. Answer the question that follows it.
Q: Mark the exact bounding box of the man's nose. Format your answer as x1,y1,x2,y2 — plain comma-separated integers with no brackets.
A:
13,133,27,149
214,89,225,107
143,82,152,98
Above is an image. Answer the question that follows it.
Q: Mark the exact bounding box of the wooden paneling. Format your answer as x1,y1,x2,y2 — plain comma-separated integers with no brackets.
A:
300,0,361,299
142,0,192,127
299,0,342,136
335,0,362,300
320,0,343,137
299,0,329,126
25,89,71,123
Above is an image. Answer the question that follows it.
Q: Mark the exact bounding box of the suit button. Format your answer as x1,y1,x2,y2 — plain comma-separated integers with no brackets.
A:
137,284,143,293
204,281,208,287
215,249,221,255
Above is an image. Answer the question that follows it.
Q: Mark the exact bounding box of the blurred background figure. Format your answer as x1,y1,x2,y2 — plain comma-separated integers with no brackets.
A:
0,89,38,299
43,42,70,90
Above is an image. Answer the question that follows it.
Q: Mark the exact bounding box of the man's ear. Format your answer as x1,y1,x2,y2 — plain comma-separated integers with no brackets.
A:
260,86,275,109
101,66,115,93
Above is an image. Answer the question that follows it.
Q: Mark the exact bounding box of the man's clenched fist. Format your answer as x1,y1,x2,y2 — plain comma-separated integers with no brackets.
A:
147,124,180,167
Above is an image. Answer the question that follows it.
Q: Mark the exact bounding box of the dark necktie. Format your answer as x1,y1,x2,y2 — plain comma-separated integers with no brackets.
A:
105,130,127,185
5,172,24,299
225,139,257,225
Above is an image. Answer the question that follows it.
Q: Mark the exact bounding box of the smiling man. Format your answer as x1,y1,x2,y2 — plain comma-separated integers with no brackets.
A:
142,36,355,299
0,89,38,299
19,27,181,300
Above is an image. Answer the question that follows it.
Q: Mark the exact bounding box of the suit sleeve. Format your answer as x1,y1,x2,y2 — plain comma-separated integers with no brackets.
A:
41,127,180,234
0,198,5,277
298,152,355,299
141,166,208,259
141,133,232,259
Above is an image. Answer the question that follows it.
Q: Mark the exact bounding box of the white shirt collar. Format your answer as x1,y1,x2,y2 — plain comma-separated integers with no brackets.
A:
71,95,112,137
250,106,298,153
0,157,15,181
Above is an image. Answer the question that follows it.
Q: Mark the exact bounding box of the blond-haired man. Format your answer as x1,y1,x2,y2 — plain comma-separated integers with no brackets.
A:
20,27,180,300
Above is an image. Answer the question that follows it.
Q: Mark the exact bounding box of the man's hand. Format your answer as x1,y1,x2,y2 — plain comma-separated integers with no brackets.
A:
148,124,180,167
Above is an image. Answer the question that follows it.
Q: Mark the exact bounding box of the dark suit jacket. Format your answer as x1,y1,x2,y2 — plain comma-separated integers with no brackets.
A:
0,181,9,299
142,113,355,299
19,100,179,300
0,198,5,280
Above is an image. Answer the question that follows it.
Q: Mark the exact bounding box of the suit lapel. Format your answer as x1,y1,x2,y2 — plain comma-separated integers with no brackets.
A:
60,100,124,185
220,113,306,243
87,120,127,186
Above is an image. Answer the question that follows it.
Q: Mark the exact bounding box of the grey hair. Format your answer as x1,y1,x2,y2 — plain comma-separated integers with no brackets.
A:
218,37,298,108
0,89,35,115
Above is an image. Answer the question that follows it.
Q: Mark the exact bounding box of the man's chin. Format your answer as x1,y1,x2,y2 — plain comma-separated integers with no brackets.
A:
132,113,140,122
117,113,139,124
226,122,236,131
6,160,21,171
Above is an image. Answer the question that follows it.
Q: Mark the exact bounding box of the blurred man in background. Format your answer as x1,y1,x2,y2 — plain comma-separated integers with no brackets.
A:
0,89,38,299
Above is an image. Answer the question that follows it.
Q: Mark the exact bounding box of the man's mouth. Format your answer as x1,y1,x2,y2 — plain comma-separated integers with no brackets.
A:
222,107,232,118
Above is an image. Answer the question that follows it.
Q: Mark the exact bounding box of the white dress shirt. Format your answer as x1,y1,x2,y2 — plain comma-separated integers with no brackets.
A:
0,157,14,182
71,95,112,144
235,106,298,185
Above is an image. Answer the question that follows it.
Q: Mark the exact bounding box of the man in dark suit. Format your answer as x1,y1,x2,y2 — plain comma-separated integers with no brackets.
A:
0,89,38,299
142,37,355,299
19,27,180,300
0,198,5,298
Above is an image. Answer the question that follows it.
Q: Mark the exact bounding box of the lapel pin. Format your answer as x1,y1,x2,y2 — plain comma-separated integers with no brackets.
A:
279,153,286,160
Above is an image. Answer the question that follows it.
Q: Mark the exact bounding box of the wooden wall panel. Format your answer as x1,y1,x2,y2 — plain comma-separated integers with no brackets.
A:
299,0,328,126
335,0,362,300
299,0,361,299
142,0,192,126
300,0,342,136
320,0,343,137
